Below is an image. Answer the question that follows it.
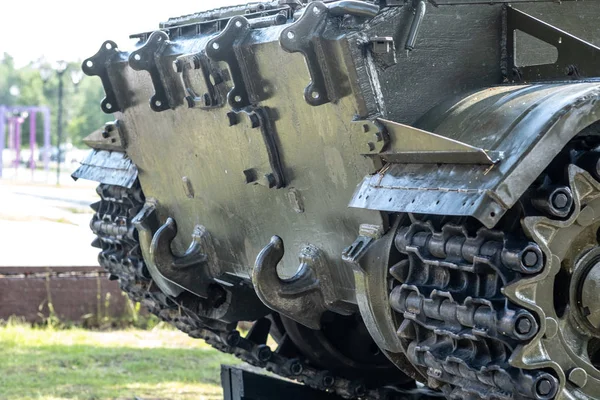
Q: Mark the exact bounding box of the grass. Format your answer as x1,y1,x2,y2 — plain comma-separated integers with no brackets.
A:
0,322,240,400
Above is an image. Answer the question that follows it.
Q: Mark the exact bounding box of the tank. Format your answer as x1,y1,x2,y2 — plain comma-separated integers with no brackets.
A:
73,1,600,398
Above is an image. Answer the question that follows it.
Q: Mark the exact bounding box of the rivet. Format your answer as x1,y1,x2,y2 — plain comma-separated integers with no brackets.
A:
568,367,588,388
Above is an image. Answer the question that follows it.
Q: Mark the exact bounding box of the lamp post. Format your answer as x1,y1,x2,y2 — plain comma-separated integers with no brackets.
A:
40,61,83,185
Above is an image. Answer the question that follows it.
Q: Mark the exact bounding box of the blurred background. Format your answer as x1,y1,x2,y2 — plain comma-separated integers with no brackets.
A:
0,1,247,399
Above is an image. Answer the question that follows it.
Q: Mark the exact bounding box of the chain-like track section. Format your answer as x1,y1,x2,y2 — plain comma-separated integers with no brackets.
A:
389,221,559,400
91,181,441,400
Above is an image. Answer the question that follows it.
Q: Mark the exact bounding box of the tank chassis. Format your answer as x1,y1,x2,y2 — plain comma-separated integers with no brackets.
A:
74,0,600,399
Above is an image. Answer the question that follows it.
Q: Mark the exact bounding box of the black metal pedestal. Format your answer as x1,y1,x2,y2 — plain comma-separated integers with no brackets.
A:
221,365,344,400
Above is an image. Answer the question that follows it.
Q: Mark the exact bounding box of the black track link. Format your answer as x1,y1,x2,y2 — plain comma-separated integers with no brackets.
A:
389,220,558,400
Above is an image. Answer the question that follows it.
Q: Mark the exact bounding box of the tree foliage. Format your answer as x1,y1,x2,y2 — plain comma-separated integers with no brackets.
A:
0,53,111,148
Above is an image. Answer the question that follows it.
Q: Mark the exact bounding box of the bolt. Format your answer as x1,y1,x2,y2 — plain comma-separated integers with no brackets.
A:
101,129,110,139
226,331,240,347
354,384,366,397
522,250,539,269
322,375,335,388
516,316,533,335
275,13,288,25
535,375,557,399
552,192,569,209
255,344,272,362
537,379,552,396
289,360,303,375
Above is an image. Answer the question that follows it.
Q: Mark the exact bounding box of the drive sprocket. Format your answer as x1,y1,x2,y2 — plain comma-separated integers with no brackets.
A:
506,163,600,399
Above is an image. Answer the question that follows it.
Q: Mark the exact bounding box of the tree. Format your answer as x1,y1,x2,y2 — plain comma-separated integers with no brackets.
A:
1,54,111,149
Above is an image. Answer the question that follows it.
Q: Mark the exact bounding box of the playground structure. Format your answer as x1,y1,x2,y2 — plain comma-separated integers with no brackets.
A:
0,105,51,178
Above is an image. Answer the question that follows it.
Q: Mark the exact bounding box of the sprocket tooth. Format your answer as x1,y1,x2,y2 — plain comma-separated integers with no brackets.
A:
90,201,101,212
390,259,409,283
91,237,102,248
397,319,416,340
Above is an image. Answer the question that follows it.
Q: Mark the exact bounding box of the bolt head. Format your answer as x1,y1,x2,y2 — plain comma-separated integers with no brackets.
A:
534,375,558,399
521,250,540,269
536,379,552,396
256,345,272,362
322,375,335,387
552,192,569,209
289,360,303,375
516,316,533,335
226,331,240,347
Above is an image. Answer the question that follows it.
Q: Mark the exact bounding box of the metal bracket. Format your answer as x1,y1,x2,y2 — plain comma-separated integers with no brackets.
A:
82,41,125,114
252,236,350,329
279,1,379,106
355,118,502,165
82,120,126,152
129,31,183,112
174,52,227,109
206,16,256,110
232,107,286,189
132,203,216,298
506,7,600,82
342,222,407,355
351,120,389,155
280,2,333,106
369,37,397,69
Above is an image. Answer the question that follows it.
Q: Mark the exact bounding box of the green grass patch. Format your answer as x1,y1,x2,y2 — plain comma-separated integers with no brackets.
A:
0,322,240,399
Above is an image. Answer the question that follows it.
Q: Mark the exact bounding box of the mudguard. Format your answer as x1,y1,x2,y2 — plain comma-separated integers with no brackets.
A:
349,82,600,228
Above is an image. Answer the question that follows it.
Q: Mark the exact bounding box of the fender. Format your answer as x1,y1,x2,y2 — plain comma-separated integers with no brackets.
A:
349,82,600,228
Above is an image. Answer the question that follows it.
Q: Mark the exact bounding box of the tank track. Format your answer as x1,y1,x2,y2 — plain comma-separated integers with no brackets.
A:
390,221,558,400
90,181,440,400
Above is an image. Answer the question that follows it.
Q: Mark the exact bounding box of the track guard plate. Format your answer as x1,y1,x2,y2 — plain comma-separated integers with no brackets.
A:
350,82,600,228
72,149,138,188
